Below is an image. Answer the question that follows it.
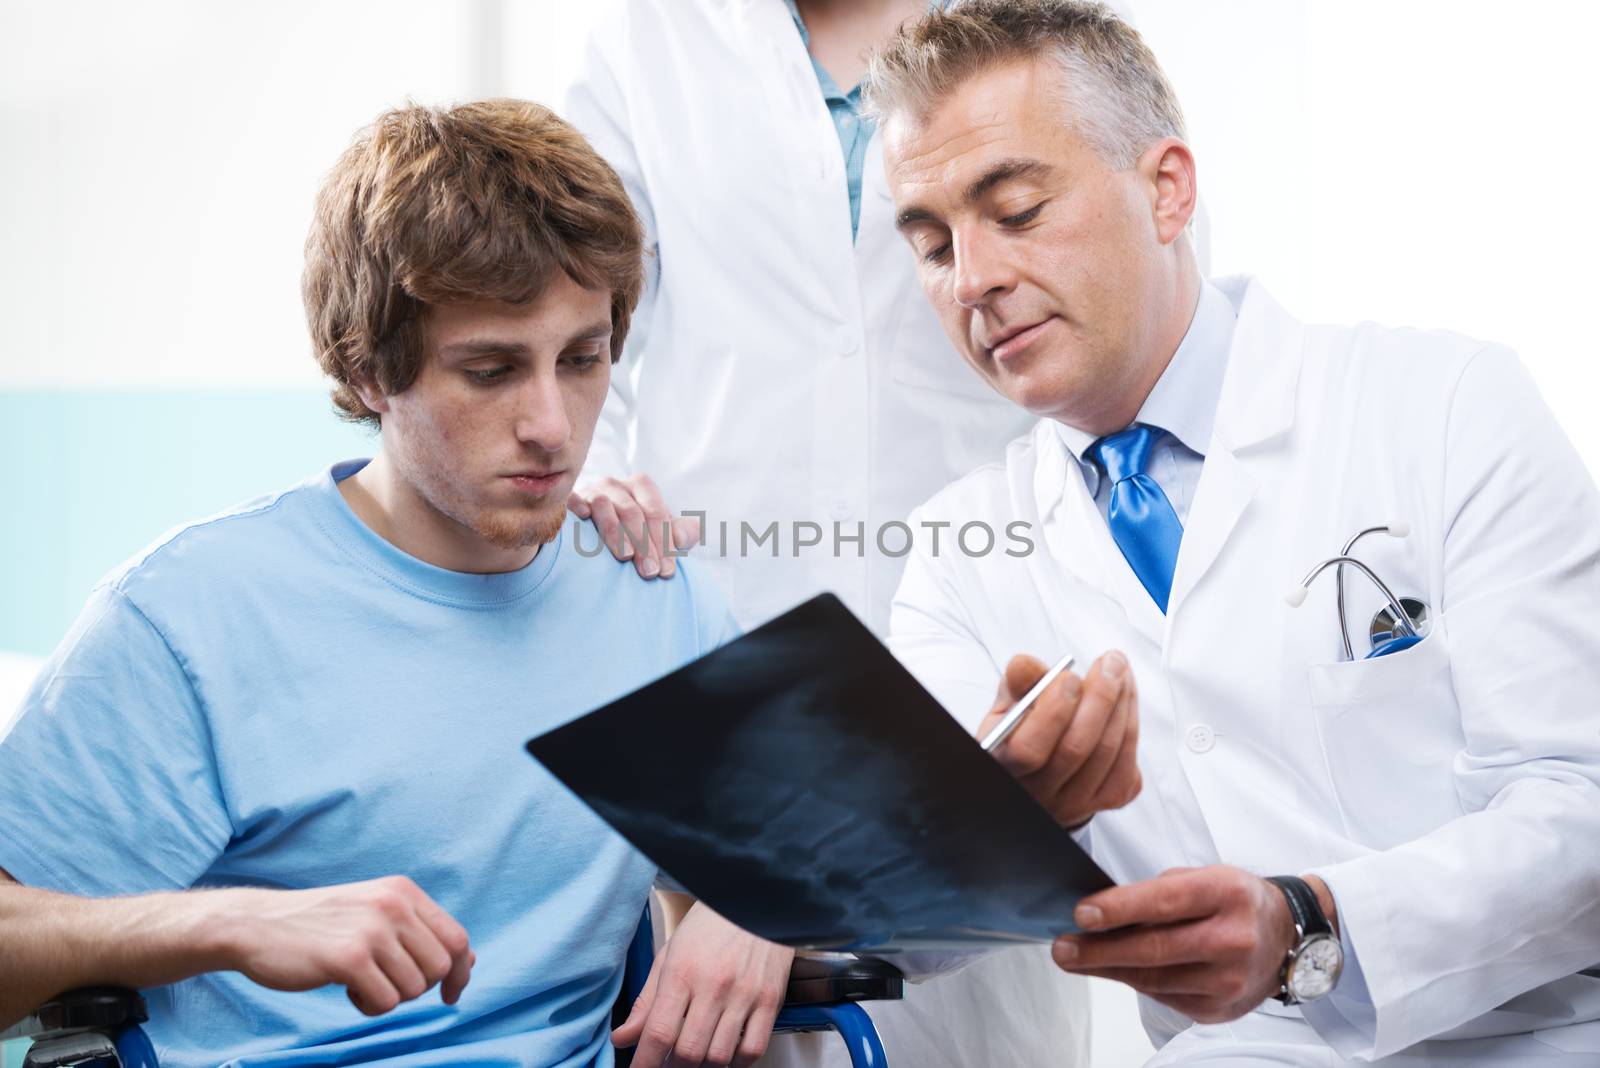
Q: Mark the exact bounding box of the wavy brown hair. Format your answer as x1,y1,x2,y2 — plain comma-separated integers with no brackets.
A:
303,99,644,426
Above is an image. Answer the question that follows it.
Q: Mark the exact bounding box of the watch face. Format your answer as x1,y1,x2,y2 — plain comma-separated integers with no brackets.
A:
1288,934,1343,1002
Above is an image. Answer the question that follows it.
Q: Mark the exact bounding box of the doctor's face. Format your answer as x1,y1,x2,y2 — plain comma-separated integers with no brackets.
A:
883,58,1193,435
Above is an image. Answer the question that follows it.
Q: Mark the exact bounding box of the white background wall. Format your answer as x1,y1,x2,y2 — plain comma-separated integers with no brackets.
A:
4,3,1599,1065
0,1,590,389
4,1,1596,430
1139,0,1600,461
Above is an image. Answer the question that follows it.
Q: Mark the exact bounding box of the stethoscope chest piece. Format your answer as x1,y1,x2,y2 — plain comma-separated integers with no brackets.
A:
1370,597,1429,646
1366,597,1429,658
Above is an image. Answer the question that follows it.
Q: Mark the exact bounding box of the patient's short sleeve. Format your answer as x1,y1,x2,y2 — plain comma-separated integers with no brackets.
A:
0,585,231,895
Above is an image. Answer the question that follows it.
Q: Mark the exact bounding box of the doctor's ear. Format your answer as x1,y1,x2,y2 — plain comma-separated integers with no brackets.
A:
1139,137,1198,247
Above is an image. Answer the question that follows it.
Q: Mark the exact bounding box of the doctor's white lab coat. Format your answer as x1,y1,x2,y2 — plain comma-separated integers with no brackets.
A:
564,3,1090,1067
890,275,1600,1063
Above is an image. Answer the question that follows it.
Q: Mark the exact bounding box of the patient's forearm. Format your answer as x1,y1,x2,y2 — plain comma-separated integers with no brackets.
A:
0,874,230,1030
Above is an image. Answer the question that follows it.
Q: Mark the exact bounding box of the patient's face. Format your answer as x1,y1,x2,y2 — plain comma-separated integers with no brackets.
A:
883,58,1178,435
375,272,612,569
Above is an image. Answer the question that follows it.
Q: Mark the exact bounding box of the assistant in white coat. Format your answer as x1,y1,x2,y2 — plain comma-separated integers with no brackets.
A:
564,0,1039,638
562,3,1089,1066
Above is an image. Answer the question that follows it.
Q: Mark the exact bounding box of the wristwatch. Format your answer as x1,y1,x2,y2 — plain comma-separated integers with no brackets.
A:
1266,875,1343,1005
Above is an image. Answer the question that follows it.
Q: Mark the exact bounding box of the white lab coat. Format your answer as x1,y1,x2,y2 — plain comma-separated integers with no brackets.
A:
564,3,1089,1066
889,275,1600,1063
564,0,1037,639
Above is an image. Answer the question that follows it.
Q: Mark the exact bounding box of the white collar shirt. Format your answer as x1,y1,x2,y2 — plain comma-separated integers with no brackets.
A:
1051,278,1236,527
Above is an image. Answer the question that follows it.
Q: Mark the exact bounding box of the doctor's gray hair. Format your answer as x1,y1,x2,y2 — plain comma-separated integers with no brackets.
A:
863,0,1186,169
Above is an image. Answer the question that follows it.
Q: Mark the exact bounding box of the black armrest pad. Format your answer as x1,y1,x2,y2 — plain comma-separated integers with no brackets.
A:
1,987,147,1042
784,955,904,1006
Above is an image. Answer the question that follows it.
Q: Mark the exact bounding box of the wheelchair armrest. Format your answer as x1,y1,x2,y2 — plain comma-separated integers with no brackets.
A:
784,954,903,1006
0,988,147,1043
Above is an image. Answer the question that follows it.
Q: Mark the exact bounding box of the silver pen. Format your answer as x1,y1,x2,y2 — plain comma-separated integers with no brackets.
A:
978,651,1076,753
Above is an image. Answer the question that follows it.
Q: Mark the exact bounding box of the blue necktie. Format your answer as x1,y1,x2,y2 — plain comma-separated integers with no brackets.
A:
1087,426,1185,613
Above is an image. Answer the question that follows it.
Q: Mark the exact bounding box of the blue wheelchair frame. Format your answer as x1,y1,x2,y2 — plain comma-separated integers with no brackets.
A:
618,910,896,1068
0,989,157,1068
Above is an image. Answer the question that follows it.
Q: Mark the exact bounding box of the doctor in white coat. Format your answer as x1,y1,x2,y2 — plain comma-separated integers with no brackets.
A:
561,2,1091,1066
872,1,1600,1063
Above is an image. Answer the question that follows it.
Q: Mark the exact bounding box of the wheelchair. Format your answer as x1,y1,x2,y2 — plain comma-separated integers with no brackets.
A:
616,908,901,1068
2,910,903,1068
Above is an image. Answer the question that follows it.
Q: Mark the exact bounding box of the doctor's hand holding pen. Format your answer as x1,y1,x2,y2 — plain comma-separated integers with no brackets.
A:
975,651,1142,830
569,473,699,581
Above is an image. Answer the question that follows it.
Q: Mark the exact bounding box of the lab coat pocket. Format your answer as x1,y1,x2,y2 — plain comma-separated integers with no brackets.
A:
1306,618,1452,706
1305,619,1465,848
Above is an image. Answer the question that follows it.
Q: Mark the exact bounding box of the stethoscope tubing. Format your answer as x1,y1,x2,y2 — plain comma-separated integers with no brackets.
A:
1296,554,1420,658
1335,525,1398,662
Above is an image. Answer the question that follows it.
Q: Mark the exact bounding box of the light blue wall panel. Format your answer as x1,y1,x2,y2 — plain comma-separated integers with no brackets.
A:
2,391,376,657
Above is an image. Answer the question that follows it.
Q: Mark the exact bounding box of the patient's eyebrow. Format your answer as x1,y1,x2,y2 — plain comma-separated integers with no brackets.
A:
438,339,533,360
563,321,613,345
895,158,1055,232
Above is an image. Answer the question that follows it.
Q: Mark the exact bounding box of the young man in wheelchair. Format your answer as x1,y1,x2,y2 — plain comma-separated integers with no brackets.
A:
0,100,796,1068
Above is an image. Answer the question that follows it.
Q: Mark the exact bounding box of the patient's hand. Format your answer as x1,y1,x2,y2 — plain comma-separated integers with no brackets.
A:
569,472,700,580
218,875,474,1017
976,651,1141,829
612,901,793,1067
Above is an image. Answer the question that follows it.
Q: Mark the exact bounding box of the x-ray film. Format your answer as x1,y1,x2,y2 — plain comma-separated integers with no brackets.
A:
527,593,1114,950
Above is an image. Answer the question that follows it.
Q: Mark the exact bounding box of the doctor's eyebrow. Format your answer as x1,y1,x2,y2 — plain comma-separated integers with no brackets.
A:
965,158,1053,203
895,158,1056,232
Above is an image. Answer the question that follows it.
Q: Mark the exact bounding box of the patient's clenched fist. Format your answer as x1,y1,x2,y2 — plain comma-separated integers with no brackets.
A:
217,875,474,1016
976,651,1141,829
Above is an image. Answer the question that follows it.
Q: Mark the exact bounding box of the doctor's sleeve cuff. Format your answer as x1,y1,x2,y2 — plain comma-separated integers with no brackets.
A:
1297,866,1378,1059
1298,857,1416,1060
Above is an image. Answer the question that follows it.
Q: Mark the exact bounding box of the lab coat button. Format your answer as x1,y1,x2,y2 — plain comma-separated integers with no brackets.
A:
829,499,853,520
835,327,859,355
1185,725,1215,754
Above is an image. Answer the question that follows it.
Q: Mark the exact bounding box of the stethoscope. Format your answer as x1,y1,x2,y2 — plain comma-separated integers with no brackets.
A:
1285,522,1431,661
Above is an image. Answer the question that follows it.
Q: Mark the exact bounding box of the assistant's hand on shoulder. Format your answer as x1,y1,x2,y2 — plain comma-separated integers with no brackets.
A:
569,472,700,580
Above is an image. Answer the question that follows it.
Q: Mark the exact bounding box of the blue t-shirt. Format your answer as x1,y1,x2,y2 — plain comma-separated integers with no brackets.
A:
0,460,738,1068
